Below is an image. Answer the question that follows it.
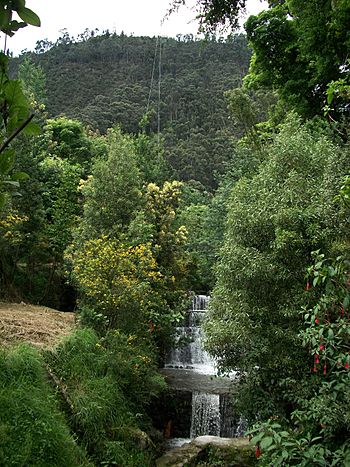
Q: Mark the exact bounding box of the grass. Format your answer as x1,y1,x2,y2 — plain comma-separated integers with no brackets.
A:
0,344,89,466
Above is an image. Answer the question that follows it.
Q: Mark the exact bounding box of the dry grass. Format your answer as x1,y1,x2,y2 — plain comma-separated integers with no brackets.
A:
0,302,75,348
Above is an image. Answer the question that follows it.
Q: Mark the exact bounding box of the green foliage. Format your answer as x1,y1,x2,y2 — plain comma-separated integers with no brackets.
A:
79,126,141,239
46,327,165,465
0,1,41,209
14,32,251,189
0,1,40,37
40,156,82,257
68,237,168,333
205,115,350,421
244,1,350,121
45,117,105,172
169,0,247,32
18,56,47,107
0,344,87,466
247,252,350,465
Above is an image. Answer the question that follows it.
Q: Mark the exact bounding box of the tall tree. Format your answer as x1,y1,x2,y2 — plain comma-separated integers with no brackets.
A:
205,115,350,421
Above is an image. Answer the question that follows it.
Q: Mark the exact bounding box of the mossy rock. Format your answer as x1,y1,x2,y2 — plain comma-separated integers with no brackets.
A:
195,444,257,466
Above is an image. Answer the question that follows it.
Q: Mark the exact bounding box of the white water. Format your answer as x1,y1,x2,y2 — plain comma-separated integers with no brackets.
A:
164,295,218,375
190,392,221,438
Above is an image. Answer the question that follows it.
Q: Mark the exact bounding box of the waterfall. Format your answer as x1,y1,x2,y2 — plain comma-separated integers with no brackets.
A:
161,295,241,442
165,294,217,375
190,392,221,438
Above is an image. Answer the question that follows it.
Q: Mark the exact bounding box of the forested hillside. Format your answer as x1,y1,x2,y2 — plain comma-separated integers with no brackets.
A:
12,32,250,188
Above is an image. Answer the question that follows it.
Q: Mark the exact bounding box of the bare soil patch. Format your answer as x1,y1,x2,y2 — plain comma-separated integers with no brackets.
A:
0,302,75,348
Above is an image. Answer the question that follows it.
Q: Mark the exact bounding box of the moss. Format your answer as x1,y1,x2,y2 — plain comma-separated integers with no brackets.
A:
195,444,257,466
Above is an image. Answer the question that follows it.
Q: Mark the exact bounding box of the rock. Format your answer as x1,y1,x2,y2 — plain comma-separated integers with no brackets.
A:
156,442,202,467
156,436,255,467
120,427,155,450
193,435,249,448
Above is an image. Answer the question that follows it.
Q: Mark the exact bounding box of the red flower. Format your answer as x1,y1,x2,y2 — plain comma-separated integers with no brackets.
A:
345,362,349,370
315,317,319,325
306,282,311,291
255,446,261,458
315,354,320,364
319,345,325,351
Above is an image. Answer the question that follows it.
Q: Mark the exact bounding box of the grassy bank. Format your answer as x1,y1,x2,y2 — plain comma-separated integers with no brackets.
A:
0,328,166,466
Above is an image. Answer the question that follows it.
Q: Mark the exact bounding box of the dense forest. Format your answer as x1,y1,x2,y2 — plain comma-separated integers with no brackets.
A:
1,0,350,465
12,32,251,189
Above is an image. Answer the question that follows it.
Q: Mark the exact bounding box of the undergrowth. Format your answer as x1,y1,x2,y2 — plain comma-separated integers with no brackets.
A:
0,327,166,466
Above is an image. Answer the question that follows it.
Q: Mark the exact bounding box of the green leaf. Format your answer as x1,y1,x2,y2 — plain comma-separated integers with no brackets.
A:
11,171,29,181
17,7,40,27
260,436,274,450
0,149,15,174
7,20,27,33
12,0,26,10
250,432,265,445
22,121,41,136
0,5,11,30
3,180,20,187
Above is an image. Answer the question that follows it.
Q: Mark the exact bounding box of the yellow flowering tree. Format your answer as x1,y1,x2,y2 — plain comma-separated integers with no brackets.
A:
68,236,170,334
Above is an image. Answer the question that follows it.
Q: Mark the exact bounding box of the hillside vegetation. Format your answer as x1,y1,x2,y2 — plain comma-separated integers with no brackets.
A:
13,32,251,189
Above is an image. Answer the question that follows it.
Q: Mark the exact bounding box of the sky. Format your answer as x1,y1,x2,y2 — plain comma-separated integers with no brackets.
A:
7,0,267,55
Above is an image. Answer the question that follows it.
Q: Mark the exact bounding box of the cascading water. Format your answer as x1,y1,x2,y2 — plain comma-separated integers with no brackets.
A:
190,392,221,438
162,295,242,441
165,294,217,375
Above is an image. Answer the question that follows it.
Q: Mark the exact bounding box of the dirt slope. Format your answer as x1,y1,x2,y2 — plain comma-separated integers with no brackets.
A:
0,302,75,348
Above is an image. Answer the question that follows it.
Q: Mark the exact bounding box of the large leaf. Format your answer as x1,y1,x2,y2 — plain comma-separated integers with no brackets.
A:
0,149,15,174
17,7,40,27
22,121,41,136
12,0,26,10
7,19,27,33
0,5,11,30
11,171,29,181
4,80,27,108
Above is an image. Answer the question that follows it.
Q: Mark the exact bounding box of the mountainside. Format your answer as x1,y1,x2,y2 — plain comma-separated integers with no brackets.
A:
14,32,251,188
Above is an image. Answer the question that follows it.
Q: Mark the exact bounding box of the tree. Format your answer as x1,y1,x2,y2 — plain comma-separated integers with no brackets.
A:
244,1,350,119
169,0,247,32
205,115,350,421
0,0,41,209
79,126,142,239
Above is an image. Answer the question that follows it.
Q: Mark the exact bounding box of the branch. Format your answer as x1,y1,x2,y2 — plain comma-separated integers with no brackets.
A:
0,113,34,154
45,364,75,416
